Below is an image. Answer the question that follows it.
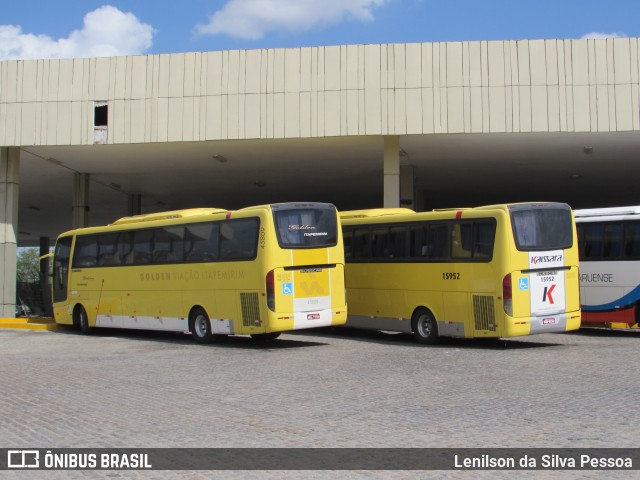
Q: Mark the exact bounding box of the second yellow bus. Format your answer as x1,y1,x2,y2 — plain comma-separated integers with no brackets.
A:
341,203,581,344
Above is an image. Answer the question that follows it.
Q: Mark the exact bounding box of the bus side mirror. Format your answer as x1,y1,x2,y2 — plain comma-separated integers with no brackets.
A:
39,253,54,278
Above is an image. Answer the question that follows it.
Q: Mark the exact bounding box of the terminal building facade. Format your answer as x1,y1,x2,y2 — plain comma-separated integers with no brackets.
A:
1,37,640,315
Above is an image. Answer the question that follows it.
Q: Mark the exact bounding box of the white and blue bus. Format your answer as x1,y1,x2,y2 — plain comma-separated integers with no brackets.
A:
575,206,640,326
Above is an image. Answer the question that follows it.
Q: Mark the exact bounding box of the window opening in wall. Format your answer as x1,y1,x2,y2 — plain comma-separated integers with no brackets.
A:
94,102,108,144
94,104,108,127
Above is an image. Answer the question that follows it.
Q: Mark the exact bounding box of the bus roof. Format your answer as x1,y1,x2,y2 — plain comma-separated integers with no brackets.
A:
339,208,415,219
340,203,568,221
239,202,336,212
574,205,640,221
111,208,228,225
56,203,340,239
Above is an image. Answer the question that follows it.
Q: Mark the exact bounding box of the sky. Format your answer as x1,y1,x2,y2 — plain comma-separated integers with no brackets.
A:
0,0,639,60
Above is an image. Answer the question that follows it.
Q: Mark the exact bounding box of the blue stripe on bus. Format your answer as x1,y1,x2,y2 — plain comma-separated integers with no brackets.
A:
582,285,640,312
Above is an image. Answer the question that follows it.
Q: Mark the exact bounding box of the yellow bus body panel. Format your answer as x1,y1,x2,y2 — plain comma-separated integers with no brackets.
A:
51,204,347,336
342,203,581,339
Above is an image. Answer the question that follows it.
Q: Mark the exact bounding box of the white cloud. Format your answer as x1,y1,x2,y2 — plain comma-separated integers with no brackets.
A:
0,6,154,60
581,31,626,40
196,0,387,40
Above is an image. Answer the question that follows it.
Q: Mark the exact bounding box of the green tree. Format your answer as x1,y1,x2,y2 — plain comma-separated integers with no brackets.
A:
16,248,41,283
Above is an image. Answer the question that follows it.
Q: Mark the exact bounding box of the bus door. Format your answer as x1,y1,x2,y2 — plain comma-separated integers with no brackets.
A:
52,236,73,323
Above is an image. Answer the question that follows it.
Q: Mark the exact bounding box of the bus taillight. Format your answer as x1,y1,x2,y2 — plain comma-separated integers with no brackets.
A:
502,273,513,316
266,270,275,311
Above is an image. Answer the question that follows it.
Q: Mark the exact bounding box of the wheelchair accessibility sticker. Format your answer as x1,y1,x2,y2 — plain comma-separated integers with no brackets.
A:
282,282,293,295
518,278,529,290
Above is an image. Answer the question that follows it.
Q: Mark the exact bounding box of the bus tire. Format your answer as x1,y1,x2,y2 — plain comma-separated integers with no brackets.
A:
77,305,93,335
190,307,214,344
250,332,281,342
411,308,439,345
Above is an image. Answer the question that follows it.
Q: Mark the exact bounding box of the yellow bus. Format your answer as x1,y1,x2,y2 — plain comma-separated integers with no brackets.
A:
50,203,346,343
341,203,581,344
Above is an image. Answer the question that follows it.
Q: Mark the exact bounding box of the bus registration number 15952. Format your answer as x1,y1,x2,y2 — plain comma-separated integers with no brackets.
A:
442,272,460,280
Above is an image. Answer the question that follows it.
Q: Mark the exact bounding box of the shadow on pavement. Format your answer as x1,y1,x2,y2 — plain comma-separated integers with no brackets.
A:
565,326,640,338
51,324,329,349
290,326,563,350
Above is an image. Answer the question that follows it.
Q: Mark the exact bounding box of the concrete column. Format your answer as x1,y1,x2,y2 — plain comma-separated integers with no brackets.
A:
383,136,400,208
128,194,142,216
400,165,415,209
415,189,425,212
0,147,19,317
72,173,90,228
39,236,53,316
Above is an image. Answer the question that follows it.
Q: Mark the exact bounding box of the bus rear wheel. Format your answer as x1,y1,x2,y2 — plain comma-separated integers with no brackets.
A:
411,308,439,345
190,308,215,344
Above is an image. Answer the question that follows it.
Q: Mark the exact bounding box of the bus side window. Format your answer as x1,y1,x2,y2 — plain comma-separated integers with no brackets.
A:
451,223,472,259
153,226,185,263
427,223,449,259
185,222,219,262
602,223,622,258
220,219,259,260
130,230,153,264
118,232,134,264
73,236,98,267
624,222,640,258
97,233,121,266
343,229,353,260
584,224,604,258
352,228,370,259
372,227,390,258
473,221,495,259
576,224,584,257
410,225,427,258
390,226,407,258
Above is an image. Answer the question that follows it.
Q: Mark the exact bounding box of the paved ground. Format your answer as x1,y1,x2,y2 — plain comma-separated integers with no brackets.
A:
1,325,639,479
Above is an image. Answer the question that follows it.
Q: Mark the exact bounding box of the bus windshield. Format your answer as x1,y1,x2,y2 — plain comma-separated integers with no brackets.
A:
509,204,573,251
273,204,338,248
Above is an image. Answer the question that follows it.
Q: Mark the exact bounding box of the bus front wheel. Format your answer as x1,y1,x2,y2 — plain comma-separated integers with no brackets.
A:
190,308,215,344
77,306,93,335
411,308,439,345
